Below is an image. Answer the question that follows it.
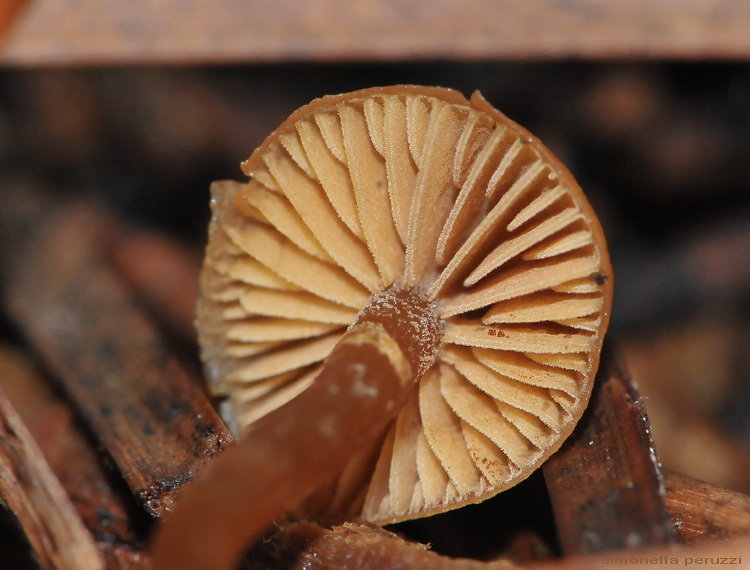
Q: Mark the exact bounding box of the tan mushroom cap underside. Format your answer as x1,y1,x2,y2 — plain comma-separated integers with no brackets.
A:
197,85,613,525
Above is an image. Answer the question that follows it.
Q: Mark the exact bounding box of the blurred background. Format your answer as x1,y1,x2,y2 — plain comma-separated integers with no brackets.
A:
1,1,749,501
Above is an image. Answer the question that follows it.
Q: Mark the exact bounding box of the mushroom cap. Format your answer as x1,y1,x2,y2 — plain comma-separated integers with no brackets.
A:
197,85,613,524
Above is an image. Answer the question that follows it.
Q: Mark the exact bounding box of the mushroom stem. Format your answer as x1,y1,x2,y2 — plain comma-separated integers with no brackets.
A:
149,320,416,570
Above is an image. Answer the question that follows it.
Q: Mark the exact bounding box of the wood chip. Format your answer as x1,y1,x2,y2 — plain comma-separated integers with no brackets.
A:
543,344,675,554
0,386,104,570
0,195,233,517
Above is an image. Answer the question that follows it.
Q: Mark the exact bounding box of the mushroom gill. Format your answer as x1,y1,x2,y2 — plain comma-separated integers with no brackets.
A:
197,85,613,525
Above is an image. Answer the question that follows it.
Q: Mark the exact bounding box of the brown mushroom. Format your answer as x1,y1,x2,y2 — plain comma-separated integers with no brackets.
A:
151,85,613,568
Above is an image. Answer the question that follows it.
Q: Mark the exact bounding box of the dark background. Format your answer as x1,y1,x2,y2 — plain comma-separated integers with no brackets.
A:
1,60,749,494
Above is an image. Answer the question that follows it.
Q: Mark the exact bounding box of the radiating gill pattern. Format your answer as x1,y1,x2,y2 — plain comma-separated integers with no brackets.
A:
197,87,612,524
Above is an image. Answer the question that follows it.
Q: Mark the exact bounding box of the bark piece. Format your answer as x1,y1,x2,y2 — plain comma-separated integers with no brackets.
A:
0,344,148,567
664,469,750,544
111,227,203,343
245,520,489,570
4,1,750,65
0,386,104,570
0,193,233,517
543,344,675,554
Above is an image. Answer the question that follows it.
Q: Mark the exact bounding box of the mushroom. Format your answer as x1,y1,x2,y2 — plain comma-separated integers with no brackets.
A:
151,85,612,568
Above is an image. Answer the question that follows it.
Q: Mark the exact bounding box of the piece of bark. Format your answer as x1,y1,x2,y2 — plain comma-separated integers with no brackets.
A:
543,343,675,554
246,520,490,570
0,386,105,570
3,0,750,65
0,192,232,517
0,344,148,567
664,469,750,544
111,227,203,344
